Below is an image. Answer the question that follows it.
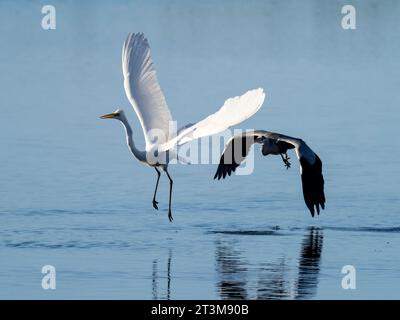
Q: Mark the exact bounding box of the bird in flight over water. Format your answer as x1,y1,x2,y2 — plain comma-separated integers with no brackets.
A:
214,131,325,217
101,33,266,222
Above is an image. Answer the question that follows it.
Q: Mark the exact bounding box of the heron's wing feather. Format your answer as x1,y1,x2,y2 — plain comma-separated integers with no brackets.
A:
159,88,265,151
122,33,173,150
299,153,325,217
213,132,260,180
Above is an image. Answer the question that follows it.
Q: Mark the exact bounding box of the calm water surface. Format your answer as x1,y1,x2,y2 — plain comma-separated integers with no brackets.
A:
0,0,399,299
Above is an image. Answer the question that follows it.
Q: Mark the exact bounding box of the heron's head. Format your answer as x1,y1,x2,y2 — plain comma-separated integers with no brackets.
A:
100,109,125,121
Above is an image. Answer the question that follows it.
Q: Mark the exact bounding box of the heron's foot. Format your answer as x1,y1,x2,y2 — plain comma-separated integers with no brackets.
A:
152,200,159,210
284,159,291,170
281,153,291,170
168,210,173,222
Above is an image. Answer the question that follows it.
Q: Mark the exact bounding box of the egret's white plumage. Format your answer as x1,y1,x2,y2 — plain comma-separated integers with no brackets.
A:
159,88,265,152
101,33,266,221
122,33,173,149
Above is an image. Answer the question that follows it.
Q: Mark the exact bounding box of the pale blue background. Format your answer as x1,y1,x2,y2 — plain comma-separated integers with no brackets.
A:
0,0,399,299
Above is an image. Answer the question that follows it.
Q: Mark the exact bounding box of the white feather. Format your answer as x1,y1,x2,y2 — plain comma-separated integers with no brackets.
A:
122,33,173,150
159,88,266,151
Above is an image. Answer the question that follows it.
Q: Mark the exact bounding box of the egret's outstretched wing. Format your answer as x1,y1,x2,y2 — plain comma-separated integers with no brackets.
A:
122,33,173,150
214,131,326,217
160,88,266,151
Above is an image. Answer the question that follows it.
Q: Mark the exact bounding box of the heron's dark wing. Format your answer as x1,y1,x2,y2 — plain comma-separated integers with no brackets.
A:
299,153,325,217
268,135,326,217
213,134,257,180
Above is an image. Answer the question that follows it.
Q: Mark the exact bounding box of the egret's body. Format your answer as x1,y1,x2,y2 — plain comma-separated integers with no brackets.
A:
101,33,266,221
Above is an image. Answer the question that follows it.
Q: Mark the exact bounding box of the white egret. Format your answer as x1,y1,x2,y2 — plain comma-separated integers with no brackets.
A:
101,33,266,221
214,131,325,216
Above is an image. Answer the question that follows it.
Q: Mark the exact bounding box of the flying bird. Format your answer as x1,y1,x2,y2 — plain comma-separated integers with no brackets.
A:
101,33,266,222
214,131,325,216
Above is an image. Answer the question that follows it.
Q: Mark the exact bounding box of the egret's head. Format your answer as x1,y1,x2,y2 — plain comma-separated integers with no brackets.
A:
100,109,125,121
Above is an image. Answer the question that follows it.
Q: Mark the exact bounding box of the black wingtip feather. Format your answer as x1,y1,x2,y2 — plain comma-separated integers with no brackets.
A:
299,154,325,217
213,136,253,181
213,154,240,181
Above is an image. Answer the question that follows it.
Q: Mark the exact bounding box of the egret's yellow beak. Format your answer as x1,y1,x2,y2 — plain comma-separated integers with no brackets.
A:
100,113,116,119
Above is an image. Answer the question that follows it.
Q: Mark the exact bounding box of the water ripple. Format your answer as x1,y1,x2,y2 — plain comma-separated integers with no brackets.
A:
322,226,400,234
4,240,134,249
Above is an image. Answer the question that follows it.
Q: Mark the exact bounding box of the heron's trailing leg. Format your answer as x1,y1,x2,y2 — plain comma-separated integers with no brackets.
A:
152,168,161,210
280,152,291,169
165,170,174,222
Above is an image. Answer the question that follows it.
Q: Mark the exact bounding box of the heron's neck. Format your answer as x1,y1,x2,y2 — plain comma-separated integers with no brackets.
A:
120,118,145,161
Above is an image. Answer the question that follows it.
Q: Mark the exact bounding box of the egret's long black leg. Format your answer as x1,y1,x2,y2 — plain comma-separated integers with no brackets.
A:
165,170,174,222
280,152,291,169
152,168,161,210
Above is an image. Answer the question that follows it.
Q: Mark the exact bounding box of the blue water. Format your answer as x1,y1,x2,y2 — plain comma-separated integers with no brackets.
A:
0,0,400,299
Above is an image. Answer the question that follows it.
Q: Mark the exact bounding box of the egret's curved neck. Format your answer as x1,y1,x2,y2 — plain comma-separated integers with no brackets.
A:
119,118,146,162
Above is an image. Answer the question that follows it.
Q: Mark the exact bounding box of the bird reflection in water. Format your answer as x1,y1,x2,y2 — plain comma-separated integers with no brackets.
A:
215,240,249,299
295,227,323,299
215,227,323,299
152,249,172,300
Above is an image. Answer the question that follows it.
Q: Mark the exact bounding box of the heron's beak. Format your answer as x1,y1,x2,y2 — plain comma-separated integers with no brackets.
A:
100,113,116,119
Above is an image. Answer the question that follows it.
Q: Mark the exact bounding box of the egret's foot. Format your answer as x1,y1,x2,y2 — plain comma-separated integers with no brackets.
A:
152,200,159,210
168,211,173,222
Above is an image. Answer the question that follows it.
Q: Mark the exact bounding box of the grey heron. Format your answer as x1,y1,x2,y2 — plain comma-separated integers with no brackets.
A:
214,131,325,216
